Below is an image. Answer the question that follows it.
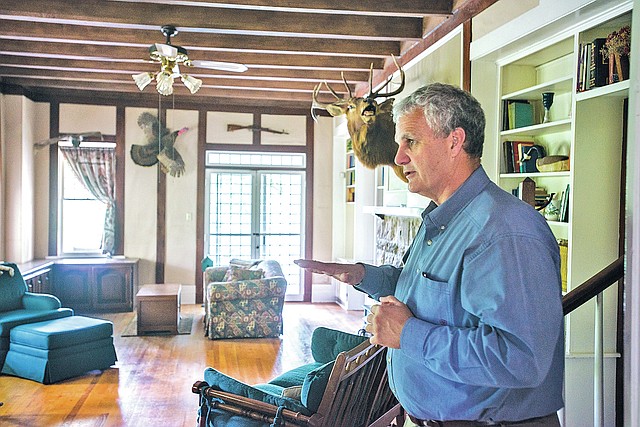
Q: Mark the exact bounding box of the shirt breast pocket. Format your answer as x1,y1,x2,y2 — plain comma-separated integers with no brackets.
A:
407,276,453,326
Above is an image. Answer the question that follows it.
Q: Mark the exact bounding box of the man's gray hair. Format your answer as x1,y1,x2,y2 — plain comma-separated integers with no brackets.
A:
392,83,485,159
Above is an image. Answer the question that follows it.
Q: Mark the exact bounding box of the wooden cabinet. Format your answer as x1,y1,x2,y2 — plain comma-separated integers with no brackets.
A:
53,258,138,312
18,260,54,295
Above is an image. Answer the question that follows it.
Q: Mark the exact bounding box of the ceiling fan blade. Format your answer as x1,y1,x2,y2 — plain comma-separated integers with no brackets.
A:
34,136,69,149
154,43,178,58
190,60,248,73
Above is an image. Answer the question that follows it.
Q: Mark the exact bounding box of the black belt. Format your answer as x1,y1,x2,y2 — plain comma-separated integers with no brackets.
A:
407,412,558,427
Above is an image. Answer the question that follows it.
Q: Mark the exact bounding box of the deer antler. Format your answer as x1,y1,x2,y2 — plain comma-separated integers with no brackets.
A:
341,72,353,99
369,55,405,99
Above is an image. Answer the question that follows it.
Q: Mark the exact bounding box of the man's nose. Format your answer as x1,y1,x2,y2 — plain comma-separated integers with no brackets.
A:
395,144,408,166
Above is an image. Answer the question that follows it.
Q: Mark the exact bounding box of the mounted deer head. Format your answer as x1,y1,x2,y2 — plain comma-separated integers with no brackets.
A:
312,56,407,182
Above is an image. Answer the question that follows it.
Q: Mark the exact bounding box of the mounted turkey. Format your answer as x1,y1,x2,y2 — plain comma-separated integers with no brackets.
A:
131,112,189,177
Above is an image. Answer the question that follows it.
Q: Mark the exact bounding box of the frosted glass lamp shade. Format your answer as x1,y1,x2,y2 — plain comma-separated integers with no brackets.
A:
132,72,154,90
181,74,202,94
155,71,174,96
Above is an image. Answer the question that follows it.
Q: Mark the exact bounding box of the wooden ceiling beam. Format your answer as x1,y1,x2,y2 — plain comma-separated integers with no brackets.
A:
0,67,352,94
1,40,386,70
0,19,400,57
0,0,423,40
1,76,320,102
0,55,373,82
140,0,453,16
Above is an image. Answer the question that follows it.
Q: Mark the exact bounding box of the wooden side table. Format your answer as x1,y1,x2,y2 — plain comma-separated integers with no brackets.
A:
136,284,181,334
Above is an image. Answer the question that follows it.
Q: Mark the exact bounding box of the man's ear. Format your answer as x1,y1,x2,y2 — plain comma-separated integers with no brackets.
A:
450,127,466,156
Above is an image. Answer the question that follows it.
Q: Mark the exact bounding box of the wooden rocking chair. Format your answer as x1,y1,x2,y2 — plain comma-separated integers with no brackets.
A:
193,339,403,427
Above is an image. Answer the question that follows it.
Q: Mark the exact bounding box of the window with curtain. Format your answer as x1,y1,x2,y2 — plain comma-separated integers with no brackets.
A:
59,146,116,255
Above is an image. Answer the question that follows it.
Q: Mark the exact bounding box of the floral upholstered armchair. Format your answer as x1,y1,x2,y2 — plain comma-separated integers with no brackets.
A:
203,260,287,339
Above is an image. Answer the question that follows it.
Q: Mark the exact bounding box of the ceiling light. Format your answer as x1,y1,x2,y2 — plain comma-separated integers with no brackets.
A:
181,74,202,94
155,70,174,96
132,72,154,91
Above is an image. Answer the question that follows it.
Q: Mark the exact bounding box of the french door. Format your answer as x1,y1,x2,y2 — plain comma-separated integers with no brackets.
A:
205,168,305,300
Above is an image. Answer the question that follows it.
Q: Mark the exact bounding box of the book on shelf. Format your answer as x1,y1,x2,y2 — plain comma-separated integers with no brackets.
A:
577,38,610,91
346,170,356,186
346,187,355,203
589,38,608,88
503,140,534,173
506,100,534,130
577,42,590,92
346,153,356,168
559,184,570,222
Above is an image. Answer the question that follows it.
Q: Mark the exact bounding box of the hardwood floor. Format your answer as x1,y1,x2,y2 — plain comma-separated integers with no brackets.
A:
0,303,364,427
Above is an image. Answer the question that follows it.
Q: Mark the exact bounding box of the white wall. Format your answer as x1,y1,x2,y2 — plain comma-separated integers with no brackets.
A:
123,107,159,297
1,95,37,263
311,116,335,302
163,109,199,304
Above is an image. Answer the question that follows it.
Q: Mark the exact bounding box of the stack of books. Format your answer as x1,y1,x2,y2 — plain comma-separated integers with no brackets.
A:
576,38,608,92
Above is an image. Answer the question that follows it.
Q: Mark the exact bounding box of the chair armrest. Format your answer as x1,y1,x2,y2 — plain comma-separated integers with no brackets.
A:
200,368,310,415
207,277,287,302
194,385,312,427
22,292,62,310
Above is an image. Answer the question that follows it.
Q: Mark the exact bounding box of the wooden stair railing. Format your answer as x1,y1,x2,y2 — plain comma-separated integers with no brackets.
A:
562,256,624,315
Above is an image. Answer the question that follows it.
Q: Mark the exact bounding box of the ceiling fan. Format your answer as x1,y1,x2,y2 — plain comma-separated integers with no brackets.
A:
133,25,248,96
34,132,104,150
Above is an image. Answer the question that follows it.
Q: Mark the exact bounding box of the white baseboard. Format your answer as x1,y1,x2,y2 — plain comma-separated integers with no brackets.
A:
311,283,337,303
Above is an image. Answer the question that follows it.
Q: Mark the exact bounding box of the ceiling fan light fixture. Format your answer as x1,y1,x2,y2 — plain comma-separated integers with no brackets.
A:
132,72,154,90
181,74,202,94
156,71,174,96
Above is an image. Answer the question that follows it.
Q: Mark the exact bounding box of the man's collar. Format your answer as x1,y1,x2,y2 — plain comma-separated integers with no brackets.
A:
421,166,489,225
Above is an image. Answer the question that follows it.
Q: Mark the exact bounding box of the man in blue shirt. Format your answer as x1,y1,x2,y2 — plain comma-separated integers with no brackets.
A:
296,83,564,426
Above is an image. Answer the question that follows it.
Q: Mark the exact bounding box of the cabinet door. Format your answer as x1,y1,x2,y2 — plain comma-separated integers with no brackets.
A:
53,266,92,311
24,268,52,294
93,265,133,312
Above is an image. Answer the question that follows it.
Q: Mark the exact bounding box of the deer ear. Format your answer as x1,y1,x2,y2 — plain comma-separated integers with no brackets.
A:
325,104,347,117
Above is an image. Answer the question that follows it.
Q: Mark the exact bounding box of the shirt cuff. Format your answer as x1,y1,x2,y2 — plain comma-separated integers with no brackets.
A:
400,316,435,360
354,263,383,297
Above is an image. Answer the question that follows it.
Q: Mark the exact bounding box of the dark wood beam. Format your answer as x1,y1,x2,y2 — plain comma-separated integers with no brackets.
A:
141,0,453,16
0,0,423,40
0,40,386,70
0,19,400,57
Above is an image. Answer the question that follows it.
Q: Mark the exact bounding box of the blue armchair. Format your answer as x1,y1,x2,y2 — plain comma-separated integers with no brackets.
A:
0,262,73,368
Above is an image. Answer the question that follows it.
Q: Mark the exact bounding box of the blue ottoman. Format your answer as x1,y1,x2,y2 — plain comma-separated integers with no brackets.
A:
1,316,117,384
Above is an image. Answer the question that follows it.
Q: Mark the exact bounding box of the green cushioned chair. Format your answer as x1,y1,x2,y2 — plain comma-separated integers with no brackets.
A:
0,262,74,369
194,327,401,427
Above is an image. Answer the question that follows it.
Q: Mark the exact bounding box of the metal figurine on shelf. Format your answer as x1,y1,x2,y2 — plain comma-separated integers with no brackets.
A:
542,92,554,123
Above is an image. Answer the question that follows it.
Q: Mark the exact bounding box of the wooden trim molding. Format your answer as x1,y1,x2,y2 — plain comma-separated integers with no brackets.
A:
304,115,314,302
48,102,59,256
115,106,126,255
195,109,207,304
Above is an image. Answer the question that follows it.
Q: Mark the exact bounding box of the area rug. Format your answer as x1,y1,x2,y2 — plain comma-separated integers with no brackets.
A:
121,315,193,337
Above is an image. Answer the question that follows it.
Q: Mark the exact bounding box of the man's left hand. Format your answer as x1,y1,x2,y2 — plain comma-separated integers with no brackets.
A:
365,295,413,349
